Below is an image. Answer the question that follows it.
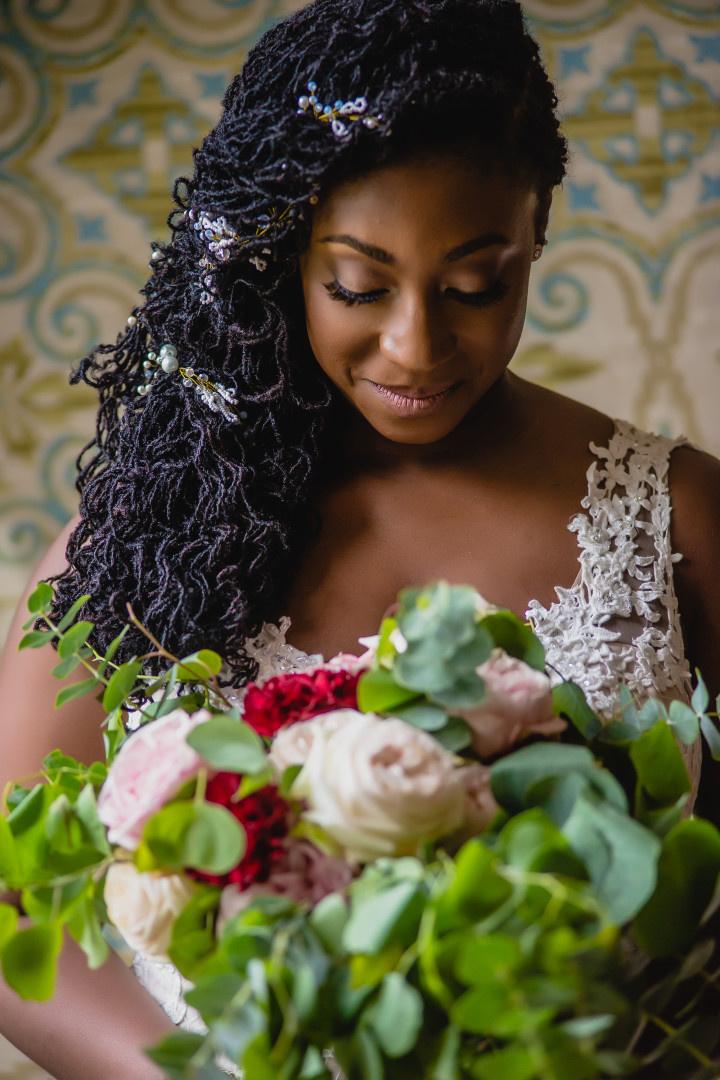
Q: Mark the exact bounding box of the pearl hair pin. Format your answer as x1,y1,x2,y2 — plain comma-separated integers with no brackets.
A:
296,80,386,140
135,338,246,425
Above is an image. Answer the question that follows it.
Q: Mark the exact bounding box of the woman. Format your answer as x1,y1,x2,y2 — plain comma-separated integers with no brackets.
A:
1,0,718,1075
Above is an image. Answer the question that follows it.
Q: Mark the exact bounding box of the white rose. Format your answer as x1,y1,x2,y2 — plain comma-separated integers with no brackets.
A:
269,709,355,774
292,711,466,862
104,862,195,960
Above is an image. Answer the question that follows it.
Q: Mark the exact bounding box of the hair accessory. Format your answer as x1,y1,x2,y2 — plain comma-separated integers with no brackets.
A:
188,205,294,303
296,80,385,140
137,341,247,425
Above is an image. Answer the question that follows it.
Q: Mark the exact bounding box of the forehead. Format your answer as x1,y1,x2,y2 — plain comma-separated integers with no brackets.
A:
312,155,538,251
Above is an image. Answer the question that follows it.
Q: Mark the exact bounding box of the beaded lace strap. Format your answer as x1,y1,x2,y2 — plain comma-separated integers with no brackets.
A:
526,419,692,716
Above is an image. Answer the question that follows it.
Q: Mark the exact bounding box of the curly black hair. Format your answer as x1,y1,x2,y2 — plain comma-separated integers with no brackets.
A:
47,0,568,680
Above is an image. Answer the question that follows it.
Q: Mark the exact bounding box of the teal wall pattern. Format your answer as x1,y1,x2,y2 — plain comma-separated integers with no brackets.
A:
0,1,718,1075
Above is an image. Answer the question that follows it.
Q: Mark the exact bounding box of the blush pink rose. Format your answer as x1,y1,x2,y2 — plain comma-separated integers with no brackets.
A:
98,708,210,850
217,839,353,930
460,651,565,759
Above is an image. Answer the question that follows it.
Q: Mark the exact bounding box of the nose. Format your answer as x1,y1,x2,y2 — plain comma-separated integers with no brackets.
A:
378,292,457,375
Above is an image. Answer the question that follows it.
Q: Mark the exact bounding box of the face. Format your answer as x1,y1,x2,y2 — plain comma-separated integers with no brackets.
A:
299,154,545,445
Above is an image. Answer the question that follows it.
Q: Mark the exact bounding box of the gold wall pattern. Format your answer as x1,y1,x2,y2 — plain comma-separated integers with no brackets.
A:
0,3,718,1070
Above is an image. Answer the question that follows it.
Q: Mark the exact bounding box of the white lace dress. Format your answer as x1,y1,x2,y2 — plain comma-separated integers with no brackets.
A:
132,417,700,1048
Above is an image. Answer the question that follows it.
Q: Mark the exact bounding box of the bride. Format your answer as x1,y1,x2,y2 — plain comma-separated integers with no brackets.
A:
1,0,718,1075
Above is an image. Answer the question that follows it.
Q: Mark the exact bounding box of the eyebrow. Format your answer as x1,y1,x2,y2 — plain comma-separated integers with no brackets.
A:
319,232,510,265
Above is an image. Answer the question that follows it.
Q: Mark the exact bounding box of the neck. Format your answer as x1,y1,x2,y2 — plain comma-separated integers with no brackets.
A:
332,372,526,473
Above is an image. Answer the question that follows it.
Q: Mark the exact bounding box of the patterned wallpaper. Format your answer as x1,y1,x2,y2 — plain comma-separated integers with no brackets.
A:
0,2,718,1071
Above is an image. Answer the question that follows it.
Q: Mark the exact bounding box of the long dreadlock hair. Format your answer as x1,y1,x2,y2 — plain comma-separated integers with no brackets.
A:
47,0,568,680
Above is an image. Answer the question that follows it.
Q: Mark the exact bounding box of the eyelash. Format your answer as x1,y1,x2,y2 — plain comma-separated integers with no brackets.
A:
322,278,510,309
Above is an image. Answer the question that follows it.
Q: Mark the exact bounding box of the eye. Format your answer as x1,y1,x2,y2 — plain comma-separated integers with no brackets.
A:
323,279,387,306
323,278,510,309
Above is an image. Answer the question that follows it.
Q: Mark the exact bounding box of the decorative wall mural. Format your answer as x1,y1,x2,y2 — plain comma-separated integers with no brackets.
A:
0,2,718,1068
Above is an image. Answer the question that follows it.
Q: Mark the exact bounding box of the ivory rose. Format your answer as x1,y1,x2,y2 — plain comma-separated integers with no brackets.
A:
104,862,195,959
98,708,210,849
217,840,353,931
461,650,565,759
291,710,467,861
269,709,354,774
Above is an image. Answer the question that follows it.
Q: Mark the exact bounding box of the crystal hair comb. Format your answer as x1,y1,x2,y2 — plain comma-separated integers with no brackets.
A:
296,80,386,140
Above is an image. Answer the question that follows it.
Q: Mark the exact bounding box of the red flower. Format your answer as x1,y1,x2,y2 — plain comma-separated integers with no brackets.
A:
190,772,290,889
243,667,360,738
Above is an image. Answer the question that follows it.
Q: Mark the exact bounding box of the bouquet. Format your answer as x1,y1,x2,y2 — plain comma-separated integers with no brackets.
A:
1,580,720,1079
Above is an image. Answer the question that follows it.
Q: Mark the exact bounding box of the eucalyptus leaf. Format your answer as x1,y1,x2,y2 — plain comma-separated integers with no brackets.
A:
700,714,720,761
102,660,141,712
311,892,349,955
432,715,472,752
357,667,419,715
1,922,62,1000
691,672,709,716
183,802,246,875
634,819,720,957
668,700,700,745
186,716,267,775
26,581,54,614
630,721,691,806
392,702,448,731
18,629,56,651
562,795,660,923
552,682,601,740
367,972,423,1058
55,678,100,710
176,649,223,682
57,620,94,660
344,881,424,956
55,594,91,633
481,610,546,671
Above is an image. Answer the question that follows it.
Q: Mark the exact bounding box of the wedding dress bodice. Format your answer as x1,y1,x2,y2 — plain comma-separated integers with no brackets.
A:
132,416,700,1049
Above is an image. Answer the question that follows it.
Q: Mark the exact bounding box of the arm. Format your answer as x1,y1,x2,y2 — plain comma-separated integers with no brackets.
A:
0,517,176,1079
669,445,720,825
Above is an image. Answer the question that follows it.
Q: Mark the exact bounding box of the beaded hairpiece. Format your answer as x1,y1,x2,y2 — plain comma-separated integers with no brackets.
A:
296,80,386,140
133,336,246,425
188,205,295,301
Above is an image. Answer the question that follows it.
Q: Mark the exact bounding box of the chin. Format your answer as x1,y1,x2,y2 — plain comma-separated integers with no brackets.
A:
364,406,472,445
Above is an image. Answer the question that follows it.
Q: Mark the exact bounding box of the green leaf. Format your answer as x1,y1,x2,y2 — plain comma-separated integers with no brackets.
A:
101,660,141,712
480,610,546,671
18,629,56,651
0,816,19,886
691,671,709,715
427,1026,460,1080
344,881,424,956
278,764,302,798
311,892,349,955
433,715,472,752
0,903,19,952
470,1044,536,1080
367,972,423,1058
57,620,94,659
146,1032,207,1077
67,892,109,969
54,678,99,710
186,716,267,775
634,818,720,956
21,878,87,924
562,795,660,923
8,784,47,836
357,667,419,715
141,800,245,875
176,649,223,682
668,700,700,745
184,802,246,875
56,594,92,633
700,714,720,761
552,682,601,740
184,973,245,1019
630,721,691,805
1,922,62,1000
455,934,521,986
51,654,83,680
96,624,130,679
490,742,626,817
392,702,448,731
439,840,512,924
353,1028,384,1080
27,581,54,615
167,886,220,980
74,784,111,856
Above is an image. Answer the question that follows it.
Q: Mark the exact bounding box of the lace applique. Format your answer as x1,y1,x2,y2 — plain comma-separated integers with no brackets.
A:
526,419,692,717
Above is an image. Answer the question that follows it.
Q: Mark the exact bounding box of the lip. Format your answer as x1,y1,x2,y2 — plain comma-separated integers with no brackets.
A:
367,379,461,417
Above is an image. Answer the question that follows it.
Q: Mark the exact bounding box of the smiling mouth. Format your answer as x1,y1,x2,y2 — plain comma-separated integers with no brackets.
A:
367,379,461,415
371,380,458,399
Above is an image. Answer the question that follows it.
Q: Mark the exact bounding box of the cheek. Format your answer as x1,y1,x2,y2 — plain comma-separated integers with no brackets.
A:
304,294,370,383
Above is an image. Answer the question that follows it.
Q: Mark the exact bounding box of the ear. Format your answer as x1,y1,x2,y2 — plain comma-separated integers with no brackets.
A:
534,190,552,245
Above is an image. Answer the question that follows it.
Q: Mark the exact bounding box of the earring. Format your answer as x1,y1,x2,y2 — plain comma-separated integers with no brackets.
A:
532,243,544,262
